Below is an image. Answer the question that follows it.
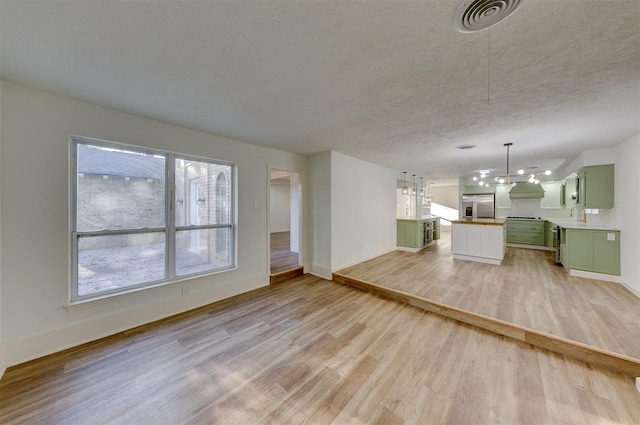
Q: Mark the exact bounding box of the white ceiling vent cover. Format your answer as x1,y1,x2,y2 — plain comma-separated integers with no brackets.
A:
453,0,525,33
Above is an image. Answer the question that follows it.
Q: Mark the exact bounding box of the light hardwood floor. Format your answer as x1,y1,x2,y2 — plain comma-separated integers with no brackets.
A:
271,231,299,274
336,231,640,364
1,274,639,424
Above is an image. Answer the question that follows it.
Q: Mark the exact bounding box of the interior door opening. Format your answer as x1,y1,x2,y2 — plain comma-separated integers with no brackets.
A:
269,168,302,275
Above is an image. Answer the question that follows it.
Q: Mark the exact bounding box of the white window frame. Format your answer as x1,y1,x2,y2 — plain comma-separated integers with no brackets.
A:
70,135,237,303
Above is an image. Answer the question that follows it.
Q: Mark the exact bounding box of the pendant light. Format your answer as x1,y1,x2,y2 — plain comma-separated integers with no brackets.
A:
401,172,408,195
411,174,417,196
419,177,425,198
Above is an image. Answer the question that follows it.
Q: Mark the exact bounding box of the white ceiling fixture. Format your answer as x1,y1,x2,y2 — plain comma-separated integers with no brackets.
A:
453,0,526,33
472,143,552,186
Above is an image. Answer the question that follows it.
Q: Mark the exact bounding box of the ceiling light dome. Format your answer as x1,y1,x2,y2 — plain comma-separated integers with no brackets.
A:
453,0,525,33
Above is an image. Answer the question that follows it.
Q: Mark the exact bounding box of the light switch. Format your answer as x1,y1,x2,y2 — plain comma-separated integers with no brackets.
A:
607,233,616,241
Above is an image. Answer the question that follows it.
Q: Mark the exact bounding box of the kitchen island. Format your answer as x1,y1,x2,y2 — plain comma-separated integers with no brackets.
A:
451,218,506,265
396,216,440,252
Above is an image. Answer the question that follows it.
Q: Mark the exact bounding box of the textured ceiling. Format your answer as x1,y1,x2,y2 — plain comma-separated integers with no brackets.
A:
1,0,639,185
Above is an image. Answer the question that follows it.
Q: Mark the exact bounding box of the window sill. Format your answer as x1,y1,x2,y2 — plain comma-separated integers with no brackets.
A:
65,267,237,311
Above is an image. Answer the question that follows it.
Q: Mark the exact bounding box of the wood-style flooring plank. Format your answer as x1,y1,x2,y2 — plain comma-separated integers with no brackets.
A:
2,276,640,424
336,231,640,361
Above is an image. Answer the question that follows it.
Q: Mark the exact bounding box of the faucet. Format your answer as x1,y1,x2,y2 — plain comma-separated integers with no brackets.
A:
569,206,577,217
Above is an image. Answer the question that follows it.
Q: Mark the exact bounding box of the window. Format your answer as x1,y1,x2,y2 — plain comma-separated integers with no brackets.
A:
71,136,235,301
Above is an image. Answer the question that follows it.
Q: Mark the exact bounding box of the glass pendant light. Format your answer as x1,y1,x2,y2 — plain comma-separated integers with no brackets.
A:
401,172,408,195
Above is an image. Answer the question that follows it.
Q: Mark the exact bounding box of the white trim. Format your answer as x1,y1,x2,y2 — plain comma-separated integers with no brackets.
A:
396,241,437,253
334,248,398,270
311,264,333,280
69,135,238,303
618,278,640,300
453,253,503,265
4,274,268,368
267,164,306,274
65,266,238,311
0,343,5,379
567,268,620,283
506,243,554,251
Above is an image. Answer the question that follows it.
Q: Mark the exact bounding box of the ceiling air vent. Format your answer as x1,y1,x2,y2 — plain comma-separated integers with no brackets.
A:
453,0,525,33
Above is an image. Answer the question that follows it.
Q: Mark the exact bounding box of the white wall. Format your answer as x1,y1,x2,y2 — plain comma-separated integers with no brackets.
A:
330,151,397,271
0,81,308,367
309,152,332,279
429,185,459,210
0,81,4,377
269,182,290,232
560,147,617,179
616,132,640,297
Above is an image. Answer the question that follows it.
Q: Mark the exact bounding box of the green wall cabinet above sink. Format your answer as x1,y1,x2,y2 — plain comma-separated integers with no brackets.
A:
576,164,614,209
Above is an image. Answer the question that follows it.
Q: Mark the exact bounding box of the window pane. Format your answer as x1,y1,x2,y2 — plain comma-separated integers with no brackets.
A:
175,159,232,227
77,144,165,232
176,228,232,276
77,233,166,296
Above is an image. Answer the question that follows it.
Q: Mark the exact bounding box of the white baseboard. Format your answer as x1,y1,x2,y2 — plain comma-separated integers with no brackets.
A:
453,253,503,265
568,269,620,283
396,241,437,253
618,278,640,300
0,343,5,380
506,243,554,251
3,274,268,369
311,264,333,280
333,248,397,271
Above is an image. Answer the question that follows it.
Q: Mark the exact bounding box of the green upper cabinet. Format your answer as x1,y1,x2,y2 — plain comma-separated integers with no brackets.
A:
575,164,614,209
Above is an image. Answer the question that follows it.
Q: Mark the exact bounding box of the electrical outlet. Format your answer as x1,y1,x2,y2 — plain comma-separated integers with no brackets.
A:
181,286,189,296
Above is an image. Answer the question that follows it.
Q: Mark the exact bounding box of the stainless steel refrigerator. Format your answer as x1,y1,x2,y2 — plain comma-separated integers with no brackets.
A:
461,194,495,219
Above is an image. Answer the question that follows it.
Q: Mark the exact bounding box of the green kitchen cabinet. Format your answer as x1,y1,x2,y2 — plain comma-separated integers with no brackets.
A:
505,219,545,246
397,218,439,250
575,164,614,209
564,229,620,275
544,221,556,248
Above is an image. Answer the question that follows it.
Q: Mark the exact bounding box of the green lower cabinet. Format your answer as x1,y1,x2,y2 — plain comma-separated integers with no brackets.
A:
405,222,419,247
544,221,556,248
565,229,620,275
396,221,407,246
397,218,439,249
592,231,621,275
506,220,545,246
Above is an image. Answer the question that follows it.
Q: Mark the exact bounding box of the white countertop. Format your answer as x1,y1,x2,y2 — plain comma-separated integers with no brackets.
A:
397,215,439,221
547,219,619,231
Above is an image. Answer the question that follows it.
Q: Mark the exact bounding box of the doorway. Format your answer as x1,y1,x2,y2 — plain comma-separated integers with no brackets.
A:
269,168,302,275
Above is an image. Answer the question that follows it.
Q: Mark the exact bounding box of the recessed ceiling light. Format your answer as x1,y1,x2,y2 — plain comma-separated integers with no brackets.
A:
455,144,476,150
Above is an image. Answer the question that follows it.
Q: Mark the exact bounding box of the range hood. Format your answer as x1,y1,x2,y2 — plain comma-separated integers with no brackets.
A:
509,182,546,199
